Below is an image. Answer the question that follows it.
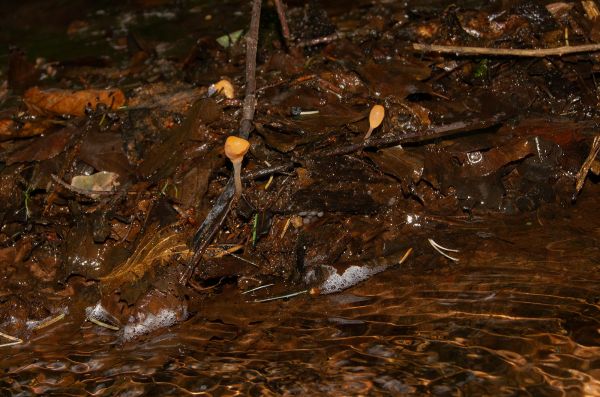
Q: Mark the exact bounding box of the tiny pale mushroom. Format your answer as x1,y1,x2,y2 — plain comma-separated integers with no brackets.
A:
364,104,385,140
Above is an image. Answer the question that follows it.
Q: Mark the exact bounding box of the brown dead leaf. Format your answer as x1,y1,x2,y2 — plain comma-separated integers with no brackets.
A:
24,86,126,116
359,60,431,98
0,119,14,139
4,128,73,165
0,118,52,141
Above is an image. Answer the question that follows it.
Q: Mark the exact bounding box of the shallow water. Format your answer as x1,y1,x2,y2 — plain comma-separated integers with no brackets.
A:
3,184,599,396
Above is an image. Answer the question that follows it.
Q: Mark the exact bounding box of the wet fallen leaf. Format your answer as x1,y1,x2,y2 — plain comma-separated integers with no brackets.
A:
0,119,52,141
63,219,130,280
71,171,120,198
139,98,222,180
368,146,424,184
24,86,126,116
359,60,431,98
457,138,534,178
79,131,132,178
4,128,73,165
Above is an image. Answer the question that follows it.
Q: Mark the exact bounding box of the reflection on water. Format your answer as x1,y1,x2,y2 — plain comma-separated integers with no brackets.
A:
3,187,600,396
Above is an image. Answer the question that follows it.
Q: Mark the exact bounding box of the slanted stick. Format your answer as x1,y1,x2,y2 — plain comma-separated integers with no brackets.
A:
273,0,290,44
182,0,263,285
240,0,262,139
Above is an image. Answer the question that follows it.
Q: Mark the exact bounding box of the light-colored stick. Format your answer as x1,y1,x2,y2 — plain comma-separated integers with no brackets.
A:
413,43,600,57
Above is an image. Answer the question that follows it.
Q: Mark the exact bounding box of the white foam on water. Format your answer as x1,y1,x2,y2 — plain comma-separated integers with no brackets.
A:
122,308,183,341
85,302,107,319
318,264,387,294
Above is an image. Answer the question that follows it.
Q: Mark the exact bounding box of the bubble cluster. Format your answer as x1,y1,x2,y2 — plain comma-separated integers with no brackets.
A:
318,264,387,294
122,308,184,341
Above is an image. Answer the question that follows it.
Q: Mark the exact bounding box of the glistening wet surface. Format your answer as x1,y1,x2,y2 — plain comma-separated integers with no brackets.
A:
3,185,599,396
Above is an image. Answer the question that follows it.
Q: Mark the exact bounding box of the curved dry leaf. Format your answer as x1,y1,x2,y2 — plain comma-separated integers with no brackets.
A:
24,86,126,116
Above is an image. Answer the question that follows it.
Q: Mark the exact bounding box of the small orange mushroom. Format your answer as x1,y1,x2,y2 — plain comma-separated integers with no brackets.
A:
364,104,385,140
210,79,235,99
224,136,250,198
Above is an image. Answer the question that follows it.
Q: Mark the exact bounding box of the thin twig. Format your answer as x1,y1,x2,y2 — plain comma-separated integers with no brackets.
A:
273,0,290,44
183,0,263,285
32,313,65,330
181,180,234,283
428,238,460,262
241,283,275,294
240,0,262,139
312,112,507,158
0,331,23,348
575,135,600,196
230,252,260,268
413,43,600,57
297,32,342,47
254,289,308,303
88,317,120,331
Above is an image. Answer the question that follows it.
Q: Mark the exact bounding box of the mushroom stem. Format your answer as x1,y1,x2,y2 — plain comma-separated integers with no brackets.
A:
232,159,243,198
364,127,374,140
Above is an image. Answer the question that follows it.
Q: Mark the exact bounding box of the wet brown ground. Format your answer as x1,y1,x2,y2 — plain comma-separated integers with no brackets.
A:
1,0,600,395
3,183,600,395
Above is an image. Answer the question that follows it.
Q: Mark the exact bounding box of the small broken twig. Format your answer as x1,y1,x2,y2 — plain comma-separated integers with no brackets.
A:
0,331,23,348
428,238,460,262
32,313,66,330
88,317,120,331
413,43,600,57
297,32,342,47
242,283,275,294
575,135,600,196
254,289,308,303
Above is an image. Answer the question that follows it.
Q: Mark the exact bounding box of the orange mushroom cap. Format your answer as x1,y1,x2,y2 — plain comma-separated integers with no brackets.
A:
224,136,250,161
212,79,235,99
369,105,385,130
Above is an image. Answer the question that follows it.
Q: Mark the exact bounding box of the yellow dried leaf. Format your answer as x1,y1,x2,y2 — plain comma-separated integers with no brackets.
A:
101,226,190,290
